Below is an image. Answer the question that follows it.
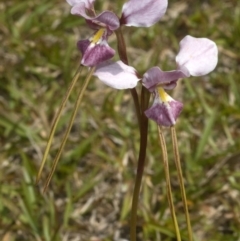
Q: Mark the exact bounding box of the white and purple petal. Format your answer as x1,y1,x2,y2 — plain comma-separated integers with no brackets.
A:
71,3,120,31
121,0,168,27
176,35,218,76
77,39,115,67
66,0,95,9
93,61,140,89
142,67,186,92
145,91,183,126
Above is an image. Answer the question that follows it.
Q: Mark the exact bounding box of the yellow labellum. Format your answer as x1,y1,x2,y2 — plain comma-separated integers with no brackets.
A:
158,87,168,103
92,28,105,43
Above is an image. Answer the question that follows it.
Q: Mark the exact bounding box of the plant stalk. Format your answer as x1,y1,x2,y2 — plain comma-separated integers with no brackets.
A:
43,67,95,192
171,126,193,241
115,28,141,126
115,27,151,241
130,87,150,241
158,125,182,241
36,65,82,183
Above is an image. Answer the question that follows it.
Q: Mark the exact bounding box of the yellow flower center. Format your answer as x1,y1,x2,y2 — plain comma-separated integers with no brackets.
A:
157,87,168,103
92,28,105,44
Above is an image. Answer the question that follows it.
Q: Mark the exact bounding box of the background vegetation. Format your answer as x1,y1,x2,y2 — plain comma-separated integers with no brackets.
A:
1,0,240,240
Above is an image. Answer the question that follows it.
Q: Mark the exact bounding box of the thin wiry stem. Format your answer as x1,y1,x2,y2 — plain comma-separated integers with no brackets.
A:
171,126,193,241
36,65,82,184
158,125,182,241
115,27,151,241
130,87,150,241
43,67,96,192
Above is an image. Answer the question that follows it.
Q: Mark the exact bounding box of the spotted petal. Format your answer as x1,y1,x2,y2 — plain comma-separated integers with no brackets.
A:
176,35,218,76
93,61,140,89
121,0,168,27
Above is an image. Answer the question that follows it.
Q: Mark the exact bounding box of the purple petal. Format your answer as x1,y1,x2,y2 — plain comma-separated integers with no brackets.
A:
176,35,218,76
77,39,115,67
121,0,168,27
85,19,101,30
93,61,140,89
89,11,120,31
142,67,187,92
77,39,90,55
71,3,120,31
145,91,183,126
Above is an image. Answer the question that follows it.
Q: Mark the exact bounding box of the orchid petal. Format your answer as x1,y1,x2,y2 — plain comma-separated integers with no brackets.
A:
66,0,95,9
71,3,120,30
93,61,140,89
142,67,186,92
176,35,218,76
145,91,183,126
121,0,168,27
77,39,90,55
77,39,115,67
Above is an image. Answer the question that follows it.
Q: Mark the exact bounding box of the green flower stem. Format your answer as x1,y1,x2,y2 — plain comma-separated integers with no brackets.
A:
115,28,141,126
43,67,96,192
36,65,82,184
170,126,193,241
158,125,182,241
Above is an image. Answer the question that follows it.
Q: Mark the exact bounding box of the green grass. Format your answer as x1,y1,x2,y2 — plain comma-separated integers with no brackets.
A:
1,0,240,240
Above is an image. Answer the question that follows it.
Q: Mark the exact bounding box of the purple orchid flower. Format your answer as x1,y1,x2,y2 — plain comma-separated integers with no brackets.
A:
66,0,168,66
143,35,218,126
92,35,218,124
145,88,183,127
76,29,115,67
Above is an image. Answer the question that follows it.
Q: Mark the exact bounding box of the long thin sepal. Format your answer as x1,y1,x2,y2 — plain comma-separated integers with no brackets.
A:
36,65,83,184
43,67,96,192
157,125,182,241
170,126,193,241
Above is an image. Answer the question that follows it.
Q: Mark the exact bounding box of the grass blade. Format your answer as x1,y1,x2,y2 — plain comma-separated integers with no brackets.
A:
194,110,216,160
